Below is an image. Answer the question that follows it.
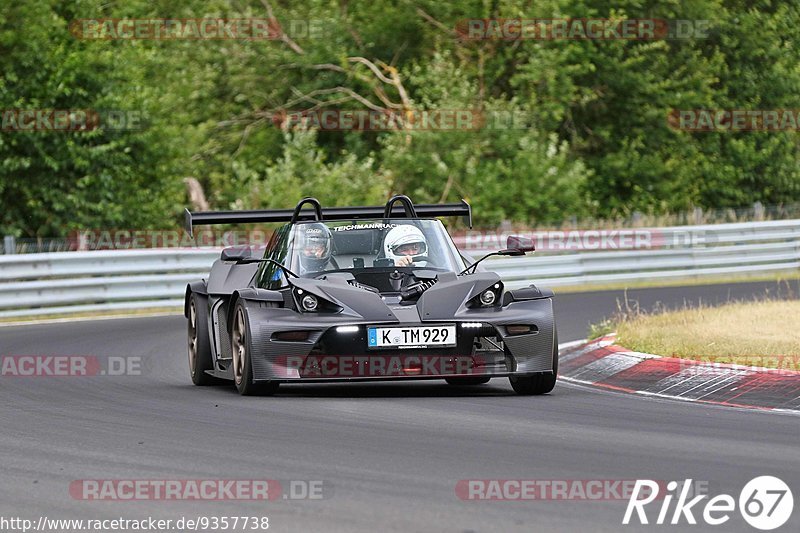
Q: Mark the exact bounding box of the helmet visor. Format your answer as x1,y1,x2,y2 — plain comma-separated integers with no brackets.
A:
391,241,426,256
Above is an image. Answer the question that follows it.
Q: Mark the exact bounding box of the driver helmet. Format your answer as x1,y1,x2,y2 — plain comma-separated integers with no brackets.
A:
384,225,427,265
297,222,332,271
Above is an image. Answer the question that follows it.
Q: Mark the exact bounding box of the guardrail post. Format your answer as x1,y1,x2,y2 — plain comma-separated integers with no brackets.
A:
692,207,704,224
753,201,764,221
3,235,15,255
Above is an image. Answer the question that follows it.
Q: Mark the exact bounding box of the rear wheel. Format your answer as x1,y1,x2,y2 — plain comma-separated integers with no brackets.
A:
509,330,558,395
187,293,223,385
231,301,279,396
445,377,491,386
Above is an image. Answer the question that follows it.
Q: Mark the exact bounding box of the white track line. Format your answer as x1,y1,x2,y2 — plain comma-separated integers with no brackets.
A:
0,312,180,328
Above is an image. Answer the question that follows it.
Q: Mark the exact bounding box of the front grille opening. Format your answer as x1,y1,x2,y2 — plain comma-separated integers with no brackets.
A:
505,324,539,336
272,331,311,342
474,336,504,352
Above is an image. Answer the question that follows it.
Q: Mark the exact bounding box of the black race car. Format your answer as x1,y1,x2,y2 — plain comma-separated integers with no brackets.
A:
184,196,558,395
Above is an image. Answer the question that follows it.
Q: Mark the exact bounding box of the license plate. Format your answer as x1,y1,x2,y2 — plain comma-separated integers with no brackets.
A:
368,325,456,349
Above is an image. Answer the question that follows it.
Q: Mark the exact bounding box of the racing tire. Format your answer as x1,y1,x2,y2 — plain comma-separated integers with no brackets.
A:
509,330,558,395
445,377,491,386
231,300,280,396
187,293,224,386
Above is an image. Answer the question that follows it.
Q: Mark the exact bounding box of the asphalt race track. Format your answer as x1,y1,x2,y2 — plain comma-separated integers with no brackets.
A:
1,281,798,533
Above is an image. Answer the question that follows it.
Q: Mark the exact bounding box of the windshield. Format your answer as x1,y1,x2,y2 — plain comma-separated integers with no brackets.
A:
282,219,465,276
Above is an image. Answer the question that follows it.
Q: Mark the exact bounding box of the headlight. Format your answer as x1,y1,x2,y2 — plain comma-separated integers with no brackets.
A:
293,288,340,313
301,294,318,312
468,282,503,308
480,290,496,306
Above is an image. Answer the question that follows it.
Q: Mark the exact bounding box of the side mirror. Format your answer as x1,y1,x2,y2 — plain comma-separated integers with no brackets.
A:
506,235,535,253
497,249,525,256
221,247,253,262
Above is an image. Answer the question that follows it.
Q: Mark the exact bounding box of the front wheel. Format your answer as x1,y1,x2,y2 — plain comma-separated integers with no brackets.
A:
509,331,558,395
231,301,279,396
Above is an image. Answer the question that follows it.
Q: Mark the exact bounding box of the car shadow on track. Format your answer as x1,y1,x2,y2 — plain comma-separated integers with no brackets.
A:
228,381,533,398
182,380,528,398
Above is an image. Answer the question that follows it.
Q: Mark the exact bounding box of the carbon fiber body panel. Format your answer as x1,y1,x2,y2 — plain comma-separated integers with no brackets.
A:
240,295,556,382
207,259,259,294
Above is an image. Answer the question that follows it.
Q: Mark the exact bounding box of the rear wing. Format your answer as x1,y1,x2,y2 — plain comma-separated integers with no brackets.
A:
184,195,472,237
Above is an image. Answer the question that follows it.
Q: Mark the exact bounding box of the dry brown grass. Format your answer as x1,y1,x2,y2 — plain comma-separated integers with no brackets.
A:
613,300,800,368
554,272,800,294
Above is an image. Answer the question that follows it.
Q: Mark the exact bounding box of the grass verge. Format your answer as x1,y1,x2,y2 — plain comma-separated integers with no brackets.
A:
592,299,800,370
553,271,800,294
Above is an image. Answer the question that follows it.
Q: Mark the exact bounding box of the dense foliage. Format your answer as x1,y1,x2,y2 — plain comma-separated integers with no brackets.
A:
1,0,798,236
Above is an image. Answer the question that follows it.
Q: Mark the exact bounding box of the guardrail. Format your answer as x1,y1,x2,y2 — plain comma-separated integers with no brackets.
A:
1,220,798,318
0,250,218,318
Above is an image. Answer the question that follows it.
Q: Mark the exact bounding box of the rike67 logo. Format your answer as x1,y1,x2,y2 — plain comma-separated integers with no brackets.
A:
624,476,794,530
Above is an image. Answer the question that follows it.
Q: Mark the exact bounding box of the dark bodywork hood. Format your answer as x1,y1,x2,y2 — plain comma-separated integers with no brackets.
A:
290,276,397,321
416,272,502,320
289,271,503,323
